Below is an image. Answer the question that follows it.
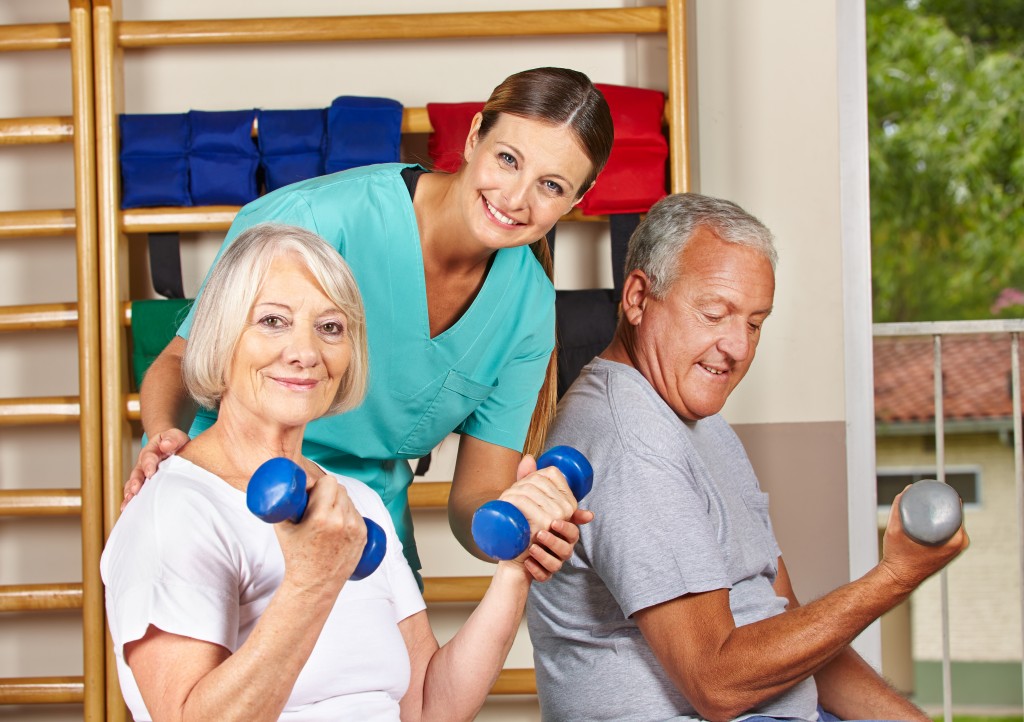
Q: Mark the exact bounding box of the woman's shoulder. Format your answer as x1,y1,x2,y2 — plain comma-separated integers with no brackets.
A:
493,245,555,306
130,456,247,525
232,163,422,239
263,162,420,198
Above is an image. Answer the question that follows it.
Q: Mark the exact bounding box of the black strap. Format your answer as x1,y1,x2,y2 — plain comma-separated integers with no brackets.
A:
609,213,640,295
546,223,557,259
148,232,185,299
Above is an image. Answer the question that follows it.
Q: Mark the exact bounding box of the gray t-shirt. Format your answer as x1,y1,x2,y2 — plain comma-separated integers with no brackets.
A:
527,358,818,721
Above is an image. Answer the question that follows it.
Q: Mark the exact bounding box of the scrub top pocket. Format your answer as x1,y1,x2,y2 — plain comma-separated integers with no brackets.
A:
397,369,496,457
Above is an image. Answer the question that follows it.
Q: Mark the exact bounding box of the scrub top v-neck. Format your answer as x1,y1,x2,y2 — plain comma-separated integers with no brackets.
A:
177,163,556,574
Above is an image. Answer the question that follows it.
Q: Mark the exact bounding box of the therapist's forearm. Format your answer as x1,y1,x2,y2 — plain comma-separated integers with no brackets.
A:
449,436,521,560
140,336,198,437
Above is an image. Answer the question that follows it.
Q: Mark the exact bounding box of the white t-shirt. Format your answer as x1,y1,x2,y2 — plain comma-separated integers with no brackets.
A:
101,454,426,721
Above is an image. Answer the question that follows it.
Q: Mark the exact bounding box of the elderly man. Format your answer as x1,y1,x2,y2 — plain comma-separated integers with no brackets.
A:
527,193,967,722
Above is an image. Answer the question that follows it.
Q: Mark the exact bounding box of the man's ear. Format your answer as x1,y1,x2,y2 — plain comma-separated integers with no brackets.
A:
620,269,652,326
463,112,484,162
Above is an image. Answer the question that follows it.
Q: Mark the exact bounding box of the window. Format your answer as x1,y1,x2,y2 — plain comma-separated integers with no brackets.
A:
876,469,979,507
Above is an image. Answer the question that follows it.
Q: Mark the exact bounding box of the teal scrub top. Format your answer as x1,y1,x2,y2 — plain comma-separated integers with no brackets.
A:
177,163,556,573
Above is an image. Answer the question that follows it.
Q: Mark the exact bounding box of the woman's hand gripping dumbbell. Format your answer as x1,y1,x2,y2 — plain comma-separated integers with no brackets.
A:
471,445,594,561
247,457,387,580
898,479,963,546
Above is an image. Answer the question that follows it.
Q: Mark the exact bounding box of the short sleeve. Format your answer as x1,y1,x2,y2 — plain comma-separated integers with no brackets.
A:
459,279,555,451
585,449,732,619
101,475,246,654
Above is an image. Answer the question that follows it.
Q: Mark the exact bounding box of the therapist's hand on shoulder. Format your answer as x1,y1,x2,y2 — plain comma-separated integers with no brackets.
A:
121,428,191,511
500,454,594,582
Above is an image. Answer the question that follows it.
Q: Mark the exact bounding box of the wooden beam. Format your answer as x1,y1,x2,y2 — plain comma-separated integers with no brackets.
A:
0,676,83,704
0,209,76,237
116,8,665,47
0,116,74,145
0,397,80,425
0,489,81,516
0,303,78,331
0,24,71,53
0,583,83,612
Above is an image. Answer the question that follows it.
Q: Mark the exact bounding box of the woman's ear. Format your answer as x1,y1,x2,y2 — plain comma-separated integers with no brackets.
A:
463,112,484,161
570,179,597,208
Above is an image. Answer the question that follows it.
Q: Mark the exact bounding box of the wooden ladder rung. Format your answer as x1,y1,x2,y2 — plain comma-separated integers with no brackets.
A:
115,9,665,48
0,116,74,145
422,575,490,604
0,23,70,53
120,205,603,235
409,482,449,509
492,668,536,696
0,208,76,237
0,397,80,425
0,489,81,516
0,302,79,332
0,671,526,702
0,583,82,612
0,676,83,704
126,394,139,420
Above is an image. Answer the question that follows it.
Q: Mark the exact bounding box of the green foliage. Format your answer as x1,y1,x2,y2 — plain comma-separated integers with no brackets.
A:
918,0,1024,54
867,1,1024,321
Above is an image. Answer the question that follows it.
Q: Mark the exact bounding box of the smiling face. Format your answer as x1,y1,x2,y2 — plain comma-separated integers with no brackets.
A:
221,252,353,431
625,226,776,421
458,112,595,251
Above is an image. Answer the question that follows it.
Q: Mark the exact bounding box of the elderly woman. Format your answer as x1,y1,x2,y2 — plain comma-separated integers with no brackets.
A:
101,223,580,721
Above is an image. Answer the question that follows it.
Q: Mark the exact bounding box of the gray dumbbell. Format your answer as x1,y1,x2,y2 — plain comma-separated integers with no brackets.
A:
898,479,963,546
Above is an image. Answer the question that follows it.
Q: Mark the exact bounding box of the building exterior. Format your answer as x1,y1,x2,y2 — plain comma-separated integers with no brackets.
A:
874,333,1023,708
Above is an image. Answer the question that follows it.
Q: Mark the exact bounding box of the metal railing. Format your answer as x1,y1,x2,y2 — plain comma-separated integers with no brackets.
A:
874,319,1024,720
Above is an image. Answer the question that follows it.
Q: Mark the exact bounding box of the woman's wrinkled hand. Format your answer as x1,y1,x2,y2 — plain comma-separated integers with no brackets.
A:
274,474,368,596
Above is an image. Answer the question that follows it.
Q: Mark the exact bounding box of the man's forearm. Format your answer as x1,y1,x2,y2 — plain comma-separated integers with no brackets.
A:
716,566,913,704
814,647,929,722
645,564,917,720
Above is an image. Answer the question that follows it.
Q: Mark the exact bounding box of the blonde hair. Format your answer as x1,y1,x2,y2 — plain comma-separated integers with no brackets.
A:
183,222,368,415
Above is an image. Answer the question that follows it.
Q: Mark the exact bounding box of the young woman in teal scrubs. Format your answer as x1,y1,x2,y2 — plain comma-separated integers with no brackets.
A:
125,67,614,578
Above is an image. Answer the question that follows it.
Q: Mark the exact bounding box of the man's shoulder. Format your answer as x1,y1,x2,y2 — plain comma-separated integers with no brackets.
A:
551,358,686,460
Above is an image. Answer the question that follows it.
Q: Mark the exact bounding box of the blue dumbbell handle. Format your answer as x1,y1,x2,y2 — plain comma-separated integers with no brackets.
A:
898,479,963,546
246,457,386,580
471,445,594,561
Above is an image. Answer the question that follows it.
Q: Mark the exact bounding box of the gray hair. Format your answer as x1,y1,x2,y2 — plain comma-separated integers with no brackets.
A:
625,193,777,298
182,222,369,415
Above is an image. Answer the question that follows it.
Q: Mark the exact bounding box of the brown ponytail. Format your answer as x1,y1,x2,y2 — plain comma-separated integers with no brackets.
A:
475,67,613,456
523,237,558,458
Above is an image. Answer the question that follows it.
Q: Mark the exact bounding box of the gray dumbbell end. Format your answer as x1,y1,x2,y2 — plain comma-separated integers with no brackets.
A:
898,479,963,546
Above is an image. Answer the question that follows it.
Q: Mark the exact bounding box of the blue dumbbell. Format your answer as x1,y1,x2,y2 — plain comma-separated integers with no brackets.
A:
471,445,594,561
898,479,963,546
246,457,386,580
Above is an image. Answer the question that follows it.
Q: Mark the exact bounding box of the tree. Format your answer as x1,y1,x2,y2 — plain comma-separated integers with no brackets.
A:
916,0,1024,54
867,2,1024,322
